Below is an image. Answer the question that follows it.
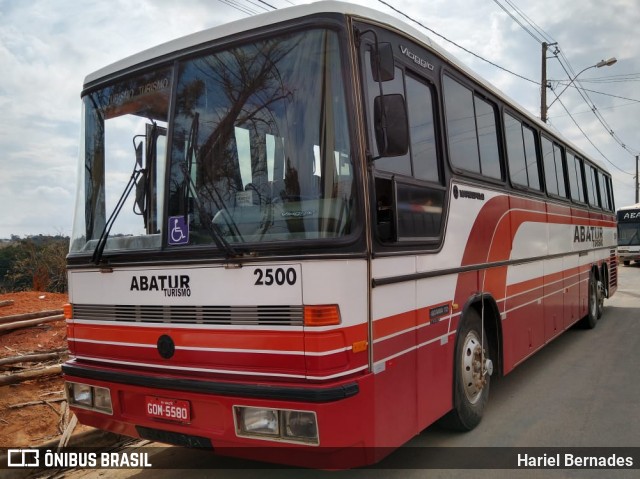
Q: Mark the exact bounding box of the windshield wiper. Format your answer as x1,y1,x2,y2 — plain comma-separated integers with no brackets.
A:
92,163,143,265
181,113,244,257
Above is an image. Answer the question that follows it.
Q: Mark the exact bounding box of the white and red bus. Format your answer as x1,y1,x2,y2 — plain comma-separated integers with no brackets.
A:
617,203,640,265
64,1,618,468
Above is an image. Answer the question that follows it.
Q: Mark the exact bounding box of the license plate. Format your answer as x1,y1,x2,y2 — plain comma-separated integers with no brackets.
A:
145,396,191,423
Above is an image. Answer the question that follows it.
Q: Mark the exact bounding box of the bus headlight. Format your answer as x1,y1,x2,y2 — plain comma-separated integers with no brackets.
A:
234,406,318,445
69,383,92,407
283,410,318,442
93,386,113,414
66,382,113,415
237,407,279,436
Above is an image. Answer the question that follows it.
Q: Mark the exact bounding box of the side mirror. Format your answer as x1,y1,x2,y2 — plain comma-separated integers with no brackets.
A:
371,42,394,82
374,94,409,157
135,140,143,167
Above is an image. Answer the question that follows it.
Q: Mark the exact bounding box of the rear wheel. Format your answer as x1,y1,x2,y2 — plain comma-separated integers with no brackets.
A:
581,271,599,329
441,308,492,431
596,274,604,319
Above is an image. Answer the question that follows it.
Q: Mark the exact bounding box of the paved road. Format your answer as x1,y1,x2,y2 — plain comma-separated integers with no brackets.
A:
64,264,640,479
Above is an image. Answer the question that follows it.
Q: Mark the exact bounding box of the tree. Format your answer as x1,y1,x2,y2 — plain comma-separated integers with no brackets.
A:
2,237,69,293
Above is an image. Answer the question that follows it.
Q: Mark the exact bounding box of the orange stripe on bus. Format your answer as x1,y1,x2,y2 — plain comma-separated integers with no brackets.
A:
71,322,368,354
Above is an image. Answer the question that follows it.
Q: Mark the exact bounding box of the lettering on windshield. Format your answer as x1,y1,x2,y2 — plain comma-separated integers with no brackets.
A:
107,78,171,108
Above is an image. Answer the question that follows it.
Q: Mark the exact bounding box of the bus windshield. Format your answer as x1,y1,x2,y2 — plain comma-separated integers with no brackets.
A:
618,222,640,246
168,28,353,247
71,28,354,255
71,68,171,254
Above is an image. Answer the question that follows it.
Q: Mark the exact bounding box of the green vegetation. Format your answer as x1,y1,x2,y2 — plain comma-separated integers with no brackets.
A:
0,236,68,293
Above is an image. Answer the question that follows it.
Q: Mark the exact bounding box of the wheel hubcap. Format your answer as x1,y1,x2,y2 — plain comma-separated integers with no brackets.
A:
461,331,488,404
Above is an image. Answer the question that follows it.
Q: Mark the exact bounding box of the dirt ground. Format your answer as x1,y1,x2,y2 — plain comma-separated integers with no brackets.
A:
0,291,89,447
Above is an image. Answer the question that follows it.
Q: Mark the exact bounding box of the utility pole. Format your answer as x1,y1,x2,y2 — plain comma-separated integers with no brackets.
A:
636,155,640,204
541,42,548,123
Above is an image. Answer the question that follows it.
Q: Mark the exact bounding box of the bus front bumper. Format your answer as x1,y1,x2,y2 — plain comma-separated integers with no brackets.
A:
62,361,382,469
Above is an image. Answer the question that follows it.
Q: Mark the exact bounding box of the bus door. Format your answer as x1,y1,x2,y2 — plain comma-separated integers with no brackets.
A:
358,25,448,444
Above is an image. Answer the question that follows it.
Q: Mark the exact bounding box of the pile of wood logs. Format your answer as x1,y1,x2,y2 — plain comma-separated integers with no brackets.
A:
0,309,66,386
1,306,78,446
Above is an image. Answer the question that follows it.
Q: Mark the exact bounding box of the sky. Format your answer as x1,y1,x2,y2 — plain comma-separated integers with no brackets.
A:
1,0,639,238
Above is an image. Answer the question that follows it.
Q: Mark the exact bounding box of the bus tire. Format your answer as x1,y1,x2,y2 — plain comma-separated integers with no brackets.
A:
441,308,491,431
596,275,604,319
581,271,599,329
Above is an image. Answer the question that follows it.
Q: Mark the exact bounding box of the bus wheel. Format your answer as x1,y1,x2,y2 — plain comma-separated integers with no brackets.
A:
596,276,604,319
582,272,599,329
442,308,492,431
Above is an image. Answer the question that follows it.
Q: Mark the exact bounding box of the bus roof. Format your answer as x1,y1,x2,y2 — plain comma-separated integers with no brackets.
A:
84,0,607,173
618,203,640,211
84,1,403,85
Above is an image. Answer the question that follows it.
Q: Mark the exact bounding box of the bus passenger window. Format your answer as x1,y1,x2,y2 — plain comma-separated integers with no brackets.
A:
443,75,501,179
598,171,612,211
504,113,541,190
395,181,444,240
443,75,480,174
406,75,439,183
474,96,501,179
542,138,568,198
567,153,586,203
585,164,600,207
553,143,567,198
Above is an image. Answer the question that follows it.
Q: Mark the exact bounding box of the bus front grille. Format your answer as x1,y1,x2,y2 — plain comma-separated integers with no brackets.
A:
72,304,303,326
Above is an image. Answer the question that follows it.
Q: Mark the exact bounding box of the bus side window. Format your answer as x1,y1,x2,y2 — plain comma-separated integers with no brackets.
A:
567,152,586,203
598,170,612,211
542,137,567,198
373,70,445,244
443,75,502,180
504,113,541,191
375,177,394,241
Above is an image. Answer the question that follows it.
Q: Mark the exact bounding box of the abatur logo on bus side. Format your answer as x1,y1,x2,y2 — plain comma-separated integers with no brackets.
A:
130,274,191,297
573,226,604,247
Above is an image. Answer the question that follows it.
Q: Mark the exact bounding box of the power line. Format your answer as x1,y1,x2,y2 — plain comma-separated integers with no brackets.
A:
492,0,544,44
551,93,634,176
551,101,640,119
552,83,640,104
503,0,555,44
244,0,272,12
216,0,256,16
489,0,640,163
554,55,640,156
376,0,539,85
256,0,277,10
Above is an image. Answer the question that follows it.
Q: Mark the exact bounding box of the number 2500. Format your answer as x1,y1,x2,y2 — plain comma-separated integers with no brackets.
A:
254,268,297,286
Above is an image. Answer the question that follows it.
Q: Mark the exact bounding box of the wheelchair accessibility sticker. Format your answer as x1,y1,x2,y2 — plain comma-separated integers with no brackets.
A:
168,216,189,245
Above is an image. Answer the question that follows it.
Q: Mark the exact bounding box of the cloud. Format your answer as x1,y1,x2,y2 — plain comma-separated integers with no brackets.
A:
1,0,639,238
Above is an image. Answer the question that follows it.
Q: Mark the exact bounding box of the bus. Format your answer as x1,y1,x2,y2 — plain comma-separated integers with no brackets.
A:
63,1,618,468
617,203,640,265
